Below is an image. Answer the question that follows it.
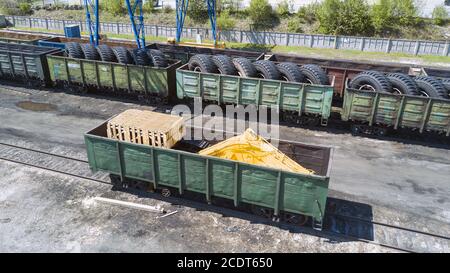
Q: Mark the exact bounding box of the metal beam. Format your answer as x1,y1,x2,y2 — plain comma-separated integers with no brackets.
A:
176,0,189,43
125,0,146,48
176,0,217,44
84,0,100,45
206,0,217,44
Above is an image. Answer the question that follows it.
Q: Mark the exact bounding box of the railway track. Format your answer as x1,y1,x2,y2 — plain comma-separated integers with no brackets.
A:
0,141,449,253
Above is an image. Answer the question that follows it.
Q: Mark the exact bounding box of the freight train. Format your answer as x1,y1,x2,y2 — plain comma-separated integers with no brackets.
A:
0,30,449,139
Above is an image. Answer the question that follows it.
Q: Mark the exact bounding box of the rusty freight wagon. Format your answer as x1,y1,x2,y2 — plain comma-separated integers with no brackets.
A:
267,53,450,98
0,30,50,45
85,118,333,229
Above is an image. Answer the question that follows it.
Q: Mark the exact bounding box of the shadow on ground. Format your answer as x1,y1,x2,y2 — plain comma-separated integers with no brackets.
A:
113,184,375,243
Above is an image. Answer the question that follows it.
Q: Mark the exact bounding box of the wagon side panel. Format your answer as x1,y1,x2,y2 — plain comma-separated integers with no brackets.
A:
47,55,69,82
282,174,329,221
426,101,450,134
341,88,374,123
84,135,120,175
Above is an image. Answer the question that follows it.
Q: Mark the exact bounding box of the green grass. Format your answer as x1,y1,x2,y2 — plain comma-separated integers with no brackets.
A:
11,26,450,67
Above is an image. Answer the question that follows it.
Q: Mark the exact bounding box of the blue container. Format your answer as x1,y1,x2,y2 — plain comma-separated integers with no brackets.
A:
64,25,81,38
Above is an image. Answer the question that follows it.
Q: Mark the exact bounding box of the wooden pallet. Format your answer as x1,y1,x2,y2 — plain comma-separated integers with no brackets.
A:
107,109,185,148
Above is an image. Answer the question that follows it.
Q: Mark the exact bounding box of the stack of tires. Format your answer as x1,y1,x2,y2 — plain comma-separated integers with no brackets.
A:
187,54,330,86
349,70,449,99
64,42,169,68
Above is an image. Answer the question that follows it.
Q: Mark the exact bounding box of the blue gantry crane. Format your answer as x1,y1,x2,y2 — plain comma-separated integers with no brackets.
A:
84,0,100,45
176,0,218,45
84,0,146,48
84,0,218,48
125,0,146,48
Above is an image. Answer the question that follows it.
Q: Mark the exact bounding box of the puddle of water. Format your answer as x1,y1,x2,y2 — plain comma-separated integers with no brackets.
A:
16,101,58,112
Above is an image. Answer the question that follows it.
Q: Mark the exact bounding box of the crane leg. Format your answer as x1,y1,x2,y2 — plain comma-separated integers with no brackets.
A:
176,0,189,43
206,0,217,45
125,0,146,49
84,0,100,45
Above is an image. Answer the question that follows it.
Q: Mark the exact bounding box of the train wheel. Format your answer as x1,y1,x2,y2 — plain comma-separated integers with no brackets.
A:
161,188,171,198
283,212,309,226
374,127,388,137
109,174,121,187
351,124,361,135
251,205,273,219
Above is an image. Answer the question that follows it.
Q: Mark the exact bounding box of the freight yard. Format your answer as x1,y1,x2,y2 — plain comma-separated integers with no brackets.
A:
0,0,449,255
0,82,449,252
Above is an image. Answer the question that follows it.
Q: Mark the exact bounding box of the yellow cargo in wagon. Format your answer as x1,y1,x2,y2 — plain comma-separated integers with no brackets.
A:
199,129,314,175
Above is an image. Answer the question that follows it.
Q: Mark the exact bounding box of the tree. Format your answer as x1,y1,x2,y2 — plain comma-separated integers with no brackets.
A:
248,0,274,29
297,2,320,24
101,0,126,16
287,18,303,33
188,0,209,24
143,0,155,13
0,0,32,15
371,0,393,33
217,10,236,30
219,0,242,14
432,6,449,26
390,0,420,26
18,1,32,15
276,0,291,18
317,0,373,36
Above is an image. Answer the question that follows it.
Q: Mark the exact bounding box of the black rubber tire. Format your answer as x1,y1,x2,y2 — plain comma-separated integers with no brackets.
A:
188,54,218,73
387,73,420,95
147,49,168,68
81,43,100,60
349,71,392,93
253,60,280,80
276,62,305,83
232,58,257,78
65,42,84,59
441,78,450,96
131,48,152,66
96,45,117,63
112,47,134,64
299,64,329,85
211,55,237,75
415,76,448,99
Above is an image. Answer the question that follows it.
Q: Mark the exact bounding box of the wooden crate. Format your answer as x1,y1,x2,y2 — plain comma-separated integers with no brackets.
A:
107,109,185,148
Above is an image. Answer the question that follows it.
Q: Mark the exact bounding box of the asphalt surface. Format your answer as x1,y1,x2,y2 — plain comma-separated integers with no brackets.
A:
0,83,449,252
